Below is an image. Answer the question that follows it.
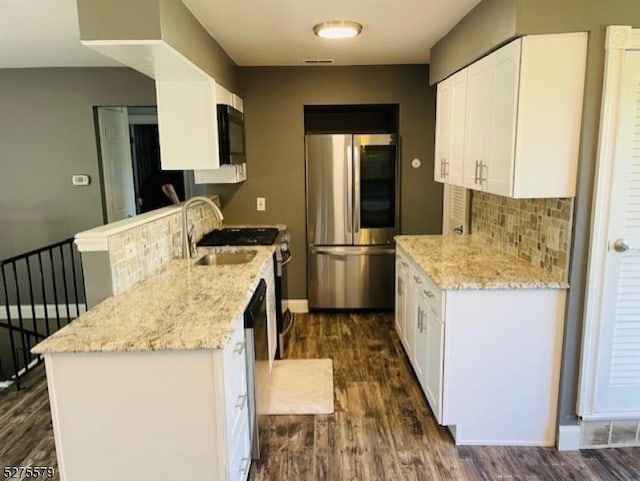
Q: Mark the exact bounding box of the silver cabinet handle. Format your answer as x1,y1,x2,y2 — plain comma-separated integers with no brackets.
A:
613,238,631,253
423,290,434,298
311,247,395,256
239,457,251,474
235,393,247,410
233,341,245,355
479,161,486,184
474,161,480,184
443,159,449,177
413,275,423,284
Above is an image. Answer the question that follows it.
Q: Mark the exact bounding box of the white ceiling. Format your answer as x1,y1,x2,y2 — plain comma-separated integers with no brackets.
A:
0,0,480,69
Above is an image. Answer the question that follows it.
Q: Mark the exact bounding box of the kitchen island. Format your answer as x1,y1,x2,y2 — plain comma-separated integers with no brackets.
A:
394,235,568,447
33,245,276,481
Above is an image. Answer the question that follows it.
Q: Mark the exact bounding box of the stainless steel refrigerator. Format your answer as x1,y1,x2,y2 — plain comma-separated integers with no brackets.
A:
306,134,399,309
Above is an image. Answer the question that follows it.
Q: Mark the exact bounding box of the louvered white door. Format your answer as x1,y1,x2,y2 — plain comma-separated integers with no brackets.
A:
442,184,470,235
593,49,640,414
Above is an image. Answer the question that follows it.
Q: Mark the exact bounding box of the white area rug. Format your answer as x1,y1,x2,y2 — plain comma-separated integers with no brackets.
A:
256,359,334,415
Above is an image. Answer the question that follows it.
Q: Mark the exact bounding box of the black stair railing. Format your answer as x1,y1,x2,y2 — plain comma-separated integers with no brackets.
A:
0,237,86,389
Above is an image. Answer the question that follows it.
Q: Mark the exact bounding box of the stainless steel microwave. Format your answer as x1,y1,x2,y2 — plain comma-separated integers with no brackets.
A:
217,104,246,165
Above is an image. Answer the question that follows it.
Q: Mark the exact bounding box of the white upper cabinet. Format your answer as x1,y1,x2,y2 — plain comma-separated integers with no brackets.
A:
435,32,587,198
435,69,466,186
156,77,219,171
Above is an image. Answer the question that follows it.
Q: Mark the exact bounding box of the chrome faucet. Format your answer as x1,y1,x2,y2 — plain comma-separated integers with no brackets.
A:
181,196,224,259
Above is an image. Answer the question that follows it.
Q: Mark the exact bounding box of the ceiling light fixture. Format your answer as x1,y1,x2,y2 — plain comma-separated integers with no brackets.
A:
313,20,363,39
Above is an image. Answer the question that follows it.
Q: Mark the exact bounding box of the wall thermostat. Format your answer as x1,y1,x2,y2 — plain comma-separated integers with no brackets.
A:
72,175,91,186
411,158,422,168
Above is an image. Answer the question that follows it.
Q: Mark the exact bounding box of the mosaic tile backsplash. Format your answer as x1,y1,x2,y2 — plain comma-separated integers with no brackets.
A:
471,192,573,280
109,200,222,295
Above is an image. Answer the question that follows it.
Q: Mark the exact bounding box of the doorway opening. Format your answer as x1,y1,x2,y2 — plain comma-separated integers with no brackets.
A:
94,106,186,223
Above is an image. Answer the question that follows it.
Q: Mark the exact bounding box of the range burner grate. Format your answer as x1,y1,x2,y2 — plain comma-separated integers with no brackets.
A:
198,227,279,246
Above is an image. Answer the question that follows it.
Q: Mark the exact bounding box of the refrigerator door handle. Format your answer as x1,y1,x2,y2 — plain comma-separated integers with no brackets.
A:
310,247,395,256
353,142,361,235
346,144,353,235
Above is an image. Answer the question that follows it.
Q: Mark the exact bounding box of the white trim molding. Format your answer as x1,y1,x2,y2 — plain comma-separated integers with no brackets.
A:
577,25,640,419
557,425,581,451
75,195,220,253
283,299,309,314
0,304,87,321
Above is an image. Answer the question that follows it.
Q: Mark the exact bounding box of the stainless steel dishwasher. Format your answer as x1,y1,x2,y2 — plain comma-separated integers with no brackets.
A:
243,279,267,461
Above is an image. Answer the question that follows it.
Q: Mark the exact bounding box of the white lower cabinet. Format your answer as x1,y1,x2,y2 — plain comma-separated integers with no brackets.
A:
43,315,252,481
395,246,565,446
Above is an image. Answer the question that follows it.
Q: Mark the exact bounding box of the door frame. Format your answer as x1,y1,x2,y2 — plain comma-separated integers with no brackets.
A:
577,25,640,419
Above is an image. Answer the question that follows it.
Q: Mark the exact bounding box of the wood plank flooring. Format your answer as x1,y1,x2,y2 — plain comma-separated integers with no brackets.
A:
0,312,637,480
249,312,640,481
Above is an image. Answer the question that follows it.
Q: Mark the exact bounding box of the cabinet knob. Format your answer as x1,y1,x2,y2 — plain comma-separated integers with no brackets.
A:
413,275,423,284
613,238,631,253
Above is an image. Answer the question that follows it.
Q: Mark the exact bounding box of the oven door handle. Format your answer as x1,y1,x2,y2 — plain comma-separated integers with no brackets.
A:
280,251,293,267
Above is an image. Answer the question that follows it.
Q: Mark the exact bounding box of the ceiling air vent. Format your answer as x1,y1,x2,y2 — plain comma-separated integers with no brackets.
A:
303,59,334,64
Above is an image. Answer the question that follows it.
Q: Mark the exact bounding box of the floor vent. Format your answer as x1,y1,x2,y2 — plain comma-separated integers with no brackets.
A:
581,418,640,448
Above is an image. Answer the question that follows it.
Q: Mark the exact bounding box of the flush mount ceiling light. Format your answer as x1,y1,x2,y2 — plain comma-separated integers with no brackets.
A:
313,20,363,39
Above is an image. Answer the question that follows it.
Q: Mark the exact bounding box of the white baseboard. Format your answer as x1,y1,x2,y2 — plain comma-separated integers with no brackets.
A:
283,299,309,313
557,425,581,451
0,357,41,389
0,304,86,321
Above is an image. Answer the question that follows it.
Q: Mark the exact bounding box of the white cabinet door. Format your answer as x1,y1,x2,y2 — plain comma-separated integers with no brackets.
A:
425,310,444,423
395,257,406,340
434,77,452,182
484,39,520,197
463,56,491,191
403,272,417,362
414,298,429,389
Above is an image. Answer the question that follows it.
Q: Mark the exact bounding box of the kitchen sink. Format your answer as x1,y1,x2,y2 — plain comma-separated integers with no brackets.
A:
193,251,257,266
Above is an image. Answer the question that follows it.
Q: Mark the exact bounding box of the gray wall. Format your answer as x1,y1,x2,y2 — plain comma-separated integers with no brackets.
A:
209,65,441,300
429,0,640,428
77,0,239,92
0,68,156,260
429,0,517,85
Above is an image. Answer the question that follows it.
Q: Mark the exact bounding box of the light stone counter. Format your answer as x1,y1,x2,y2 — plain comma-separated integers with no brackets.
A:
395,235,569,290
33,246,275,354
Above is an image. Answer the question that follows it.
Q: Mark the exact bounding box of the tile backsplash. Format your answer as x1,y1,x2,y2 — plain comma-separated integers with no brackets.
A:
109,201,221,295
471,192,573,280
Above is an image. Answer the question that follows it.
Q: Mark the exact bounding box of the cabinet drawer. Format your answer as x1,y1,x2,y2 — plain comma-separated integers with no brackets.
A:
223,318,247,369
410,268,442,318
229,413,251,481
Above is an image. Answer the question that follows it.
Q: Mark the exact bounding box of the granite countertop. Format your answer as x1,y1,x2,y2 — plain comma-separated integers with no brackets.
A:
395,235,569,290
32,246,275,354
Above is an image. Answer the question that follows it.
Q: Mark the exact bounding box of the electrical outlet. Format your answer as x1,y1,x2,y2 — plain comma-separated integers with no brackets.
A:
257,197,266,211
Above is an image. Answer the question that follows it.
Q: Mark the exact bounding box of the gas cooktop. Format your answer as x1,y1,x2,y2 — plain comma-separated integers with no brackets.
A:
197,227,279,246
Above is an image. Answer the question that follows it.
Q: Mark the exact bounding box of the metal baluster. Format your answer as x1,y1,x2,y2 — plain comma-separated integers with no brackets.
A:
49,249,61,330
68,243,80,319
25,257,37,360
10,262,29,380
37,252,51,337
2,264,21,389
59,246,71,324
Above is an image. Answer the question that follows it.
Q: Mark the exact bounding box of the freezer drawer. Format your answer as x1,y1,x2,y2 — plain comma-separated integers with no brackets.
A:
308,246,395,309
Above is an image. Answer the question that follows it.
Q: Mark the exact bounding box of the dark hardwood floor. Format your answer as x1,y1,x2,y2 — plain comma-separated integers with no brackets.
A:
0,312,638,480
250,312,639,481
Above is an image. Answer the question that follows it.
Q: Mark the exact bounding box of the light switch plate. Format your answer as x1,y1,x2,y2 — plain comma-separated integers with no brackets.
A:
257,197,266,211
